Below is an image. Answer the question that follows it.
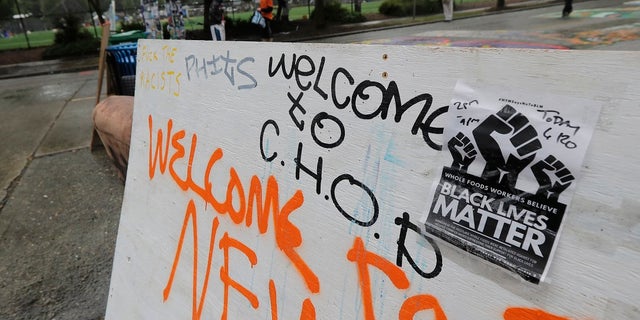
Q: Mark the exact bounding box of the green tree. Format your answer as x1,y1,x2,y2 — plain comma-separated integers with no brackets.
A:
87,0,106,24
0,0,14,19
53,13,92,43
203,0,213,31
48,0,92,15
314,0,325,28
15,0,40,16
116,0,139,11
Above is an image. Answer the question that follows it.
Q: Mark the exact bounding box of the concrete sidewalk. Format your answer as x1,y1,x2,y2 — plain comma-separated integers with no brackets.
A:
0,56,99,80
0,70,122,319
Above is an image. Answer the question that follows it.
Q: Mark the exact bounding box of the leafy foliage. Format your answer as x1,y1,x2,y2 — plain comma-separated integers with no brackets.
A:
42,37,100,58
43,14,99,59
379,0,441,16
121,20,145,32
0,0,13,20
311,0,365,23
52,14,94,44
379,0,404,16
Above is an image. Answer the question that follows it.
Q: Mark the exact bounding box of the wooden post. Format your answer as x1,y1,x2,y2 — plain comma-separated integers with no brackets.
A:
96,22,111,105
92,22,112,150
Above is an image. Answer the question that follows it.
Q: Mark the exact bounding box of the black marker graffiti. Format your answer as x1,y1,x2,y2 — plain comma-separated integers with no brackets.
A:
453,99,478,110
538,109,580,150
260,120,279,162
331,174,379,227
395,212,442,278
311,112,345,149
260,52,445,281
268,53,447,151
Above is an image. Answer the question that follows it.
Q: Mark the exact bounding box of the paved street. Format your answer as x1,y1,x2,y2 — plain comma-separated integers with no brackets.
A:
0,71,123,319
0,0,638,318
310,0,640,50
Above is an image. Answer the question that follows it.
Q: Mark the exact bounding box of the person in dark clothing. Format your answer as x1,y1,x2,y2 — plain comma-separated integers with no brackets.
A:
210,0,224,25
209,0,225,40
276,0,289,22
562,0,573,18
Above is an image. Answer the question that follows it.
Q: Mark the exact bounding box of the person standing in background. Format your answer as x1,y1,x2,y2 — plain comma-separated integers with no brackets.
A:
562,0,573,17
276,0,289,23
442,0,453,22
209,0,225,40
258,0,274,41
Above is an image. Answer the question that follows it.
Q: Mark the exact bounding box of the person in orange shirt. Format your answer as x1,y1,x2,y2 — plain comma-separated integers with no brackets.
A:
258,0,274,41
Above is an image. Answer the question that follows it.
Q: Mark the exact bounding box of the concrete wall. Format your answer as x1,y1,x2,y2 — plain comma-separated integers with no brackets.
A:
106,40,640,319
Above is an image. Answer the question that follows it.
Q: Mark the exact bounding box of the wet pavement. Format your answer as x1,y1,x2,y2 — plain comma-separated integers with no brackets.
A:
0,0,639,318
311,0,640,50
0,57,99,80
0,71,122,319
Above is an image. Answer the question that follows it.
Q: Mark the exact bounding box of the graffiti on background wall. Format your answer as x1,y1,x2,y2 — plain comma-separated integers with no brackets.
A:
103,41,640,320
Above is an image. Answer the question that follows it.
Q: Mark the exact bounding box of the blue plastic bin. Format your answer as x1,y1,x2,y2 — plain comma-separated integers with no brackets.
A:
106,43,138,96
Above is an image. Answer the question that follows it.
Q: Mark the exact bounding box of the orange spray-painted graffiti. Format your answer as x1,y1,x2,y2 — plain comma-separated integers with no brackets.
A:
162,200,219,320
150,115,574,320
148,115,318,294
150,115,319,319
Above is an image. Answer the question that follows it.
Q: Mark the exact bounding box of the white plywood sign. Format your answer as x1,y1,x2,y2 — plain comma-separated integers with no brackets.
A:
106,40,640,319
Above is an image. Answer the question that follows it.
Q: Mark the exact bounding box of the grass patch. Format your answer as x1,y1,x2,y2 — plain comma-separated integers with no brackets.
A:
0,25,106,51
0,30,56,50
222,1,385,21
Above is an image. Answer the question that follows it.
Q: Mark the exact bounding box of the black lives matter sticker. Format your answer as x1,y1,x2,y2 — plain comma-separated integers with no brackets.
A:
423,81,600,284
426,167,566,283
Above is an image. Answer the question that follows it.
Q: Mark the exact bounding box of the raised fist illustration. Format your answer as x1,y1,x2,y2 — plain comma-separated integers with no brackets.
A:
448,132,477,172
472,105,542,189
531,155,574,201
